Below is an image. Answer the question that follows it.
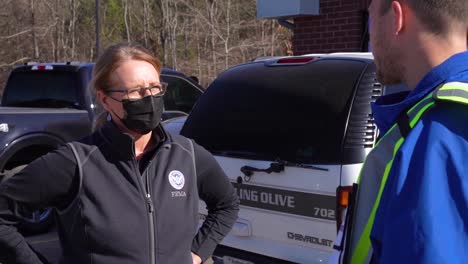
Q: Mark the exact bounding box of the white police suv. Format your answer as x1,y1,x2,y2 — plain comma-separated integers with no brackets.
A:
164,53,407,264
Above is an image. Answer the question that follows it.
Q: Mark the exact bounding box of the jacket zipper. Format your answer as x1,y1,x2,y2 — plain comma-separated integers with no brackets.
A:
135,160,156,264
135,141,166,264
145,170,156,264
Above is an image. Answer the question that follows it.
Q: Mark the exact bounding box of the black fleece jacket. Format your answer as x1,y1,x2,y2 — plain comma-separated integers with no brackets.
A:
0,121,239,264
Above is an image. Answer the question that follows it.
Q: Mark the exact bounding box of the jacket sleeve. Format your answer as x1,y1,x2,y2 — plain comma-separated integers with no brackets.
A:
190,142,240,262
0,144,78,264
372,105,468,264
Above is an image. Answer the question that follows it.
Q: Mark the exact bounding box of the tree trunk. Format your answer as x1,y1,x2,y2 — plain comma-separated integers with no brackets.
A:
224,0,230,69
270,20,275,56
53,0,59,61
208,0,216,81
157,0,168,65
123,0,130,42
142,0,149,47
171,16,177,69
261,21,266,56
71,0,77,59
30,0,39,59
195,17,202,81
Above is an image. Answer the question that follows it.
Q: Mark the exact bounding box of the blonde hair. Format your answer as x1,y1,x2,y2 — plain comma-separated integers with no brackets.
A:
91,42,162,131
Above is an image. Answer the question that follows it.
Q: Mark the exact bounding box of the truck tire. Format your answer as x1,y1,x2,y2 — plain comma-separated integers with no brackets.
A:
2,164,54,235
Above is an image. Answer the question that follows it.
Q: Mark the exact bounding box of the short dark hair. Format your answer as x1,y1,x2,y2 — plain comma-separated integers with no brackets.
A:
380,0,468,34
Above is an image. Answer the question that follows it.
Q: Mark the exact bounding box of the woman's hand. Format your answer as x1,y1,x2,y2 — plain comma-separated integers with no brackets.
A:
191,252,202,264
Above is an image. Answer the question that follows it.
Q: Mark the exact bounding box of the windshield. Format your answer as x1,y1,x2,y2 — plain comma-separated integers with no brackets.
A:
2,71,80,108
182,59,366,164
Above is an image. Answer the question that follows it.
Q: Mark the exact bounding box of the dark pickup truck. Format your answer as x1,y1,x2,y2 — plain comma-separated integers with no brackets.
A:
0,62,204,233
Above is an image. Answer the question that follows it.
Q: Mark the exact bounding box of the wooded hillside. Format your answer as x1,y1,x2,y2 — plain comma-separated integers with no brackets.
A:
0,0,292,93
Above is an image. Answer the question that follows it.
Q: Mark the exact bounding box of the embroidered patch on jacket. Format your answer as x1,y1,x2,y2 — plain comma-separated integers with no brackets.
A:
168,170,185,190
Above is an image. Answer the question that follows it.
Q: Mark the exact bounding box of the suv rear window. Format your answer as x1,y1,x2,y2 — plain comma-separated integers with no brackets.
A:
3,71,80,108
182,59,367,164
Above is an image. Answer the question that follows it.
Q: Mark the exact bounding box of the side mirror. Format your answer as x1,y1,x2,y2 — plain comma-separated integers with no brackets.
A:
189,76,199,84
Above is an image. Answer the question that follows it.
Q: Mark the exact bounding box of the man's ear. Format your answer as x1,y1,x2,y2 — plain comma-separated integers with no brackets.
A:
97,90,111,112
391,1,404,35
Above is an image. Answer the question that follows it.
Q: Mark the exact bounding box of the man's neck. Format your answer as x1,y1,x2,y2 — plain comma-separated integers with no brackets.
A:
403,31,467,89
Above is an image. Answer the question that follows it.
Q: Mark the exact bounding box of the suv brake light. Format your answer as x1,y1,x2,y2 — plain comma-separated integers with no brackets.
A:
336,185,353,231
276,57,315,64
32,65,53,71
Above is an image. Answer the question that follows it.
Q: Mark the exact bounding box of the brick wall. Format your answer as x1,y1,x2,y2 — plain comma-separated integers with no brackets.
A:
293,0,372,55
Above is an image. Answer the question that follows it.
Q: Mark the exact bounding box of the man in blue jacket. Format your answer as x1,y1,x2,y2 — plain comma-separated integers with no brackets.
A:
336,0,468,263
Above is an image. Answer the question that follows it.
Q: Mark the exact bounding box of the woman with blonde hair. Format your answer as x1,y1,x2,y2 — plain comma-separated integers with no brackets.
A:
0,42,239,264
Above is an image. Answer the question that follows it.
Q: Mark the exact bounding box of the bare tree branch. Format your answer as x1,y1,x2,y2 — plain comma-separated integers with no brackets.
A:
0,57,31,67
0,29,32,40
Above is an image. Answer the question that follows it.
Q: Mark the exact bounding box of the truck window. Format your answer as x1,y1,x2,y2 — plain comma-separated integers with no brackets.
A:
182,59,367,164
161,75,202,114
2,71,80,109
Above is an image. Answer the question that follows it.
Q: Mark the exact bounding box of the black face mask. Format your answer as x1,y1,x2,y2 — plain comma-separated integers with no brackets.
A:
119,95,164,134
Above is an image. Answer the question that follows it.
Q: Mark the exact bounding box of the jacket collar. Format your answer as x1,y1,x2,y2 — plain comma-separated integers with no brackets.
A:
371,51,468,135
99,120,168,159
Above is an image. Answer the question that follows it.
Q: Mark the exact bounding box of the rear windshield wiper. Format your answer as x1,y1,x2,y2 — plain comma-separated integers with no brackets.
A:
211,150,329,172
211,150,277,161
275,158,329,171
236,157,328,183
240,158,328,179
